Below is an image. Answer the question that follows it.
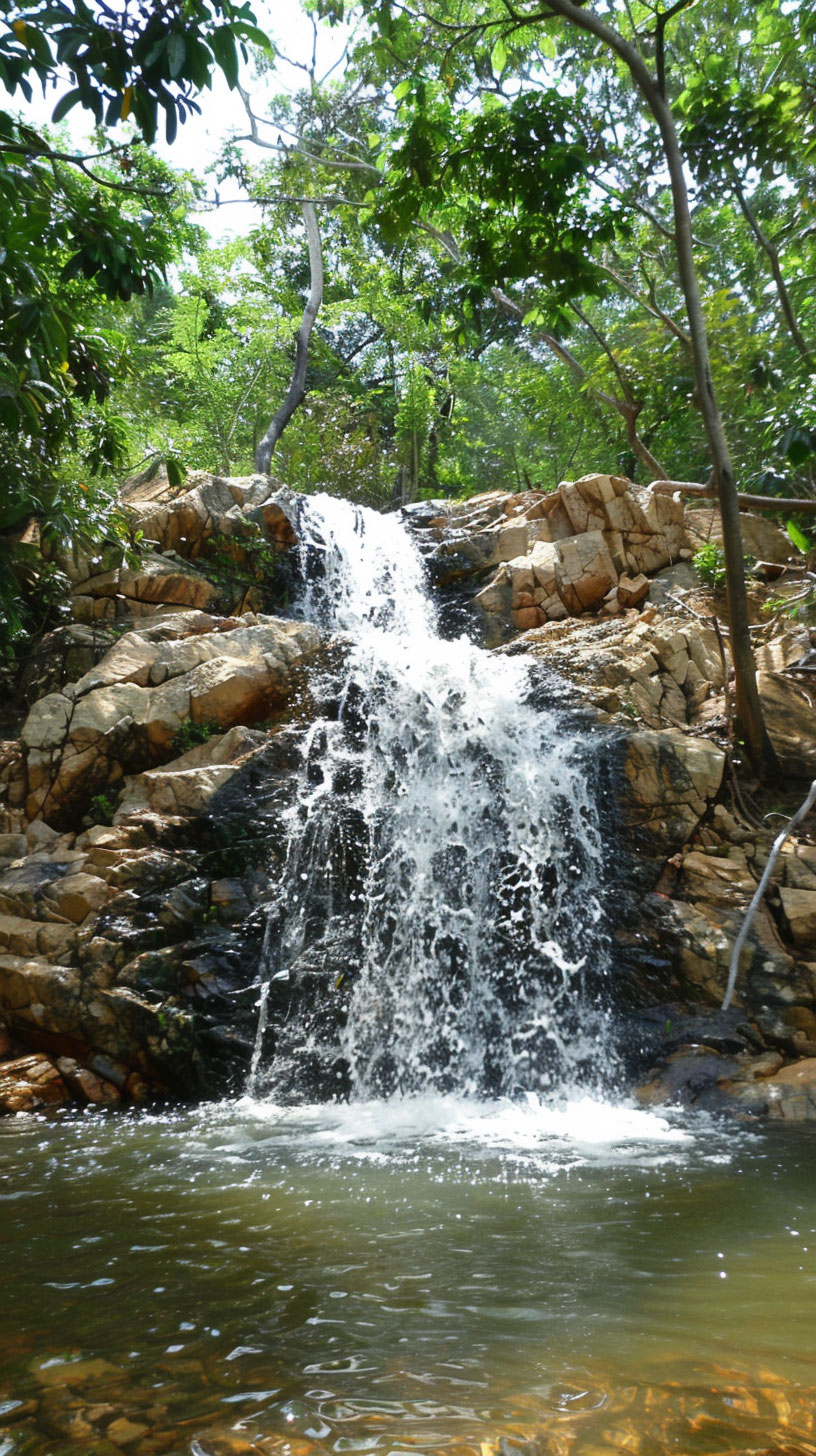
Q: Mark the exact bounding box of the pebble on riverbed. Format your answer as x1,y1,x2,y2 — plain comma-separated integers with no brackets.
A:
4,1351,816,1456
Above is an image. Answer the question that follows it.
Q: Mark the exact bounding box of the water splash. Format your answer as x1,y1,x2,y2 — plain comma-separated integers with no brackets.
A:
251,495,617,1102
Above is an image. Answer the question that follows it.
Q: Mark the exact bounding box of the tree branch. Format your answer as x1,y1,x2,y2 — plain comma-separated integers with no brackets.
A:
254,202,324,474
599,260,691,349
732,175,815,369
654,0,699,97
569,300,636,404
722,779,816,1011
493,286,668,478
0,140,173,197
652,479,816,514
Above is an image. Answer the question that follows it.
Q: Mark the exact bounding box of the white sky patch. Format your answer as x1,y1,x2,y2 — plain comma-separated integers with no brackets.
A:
10,0,348,242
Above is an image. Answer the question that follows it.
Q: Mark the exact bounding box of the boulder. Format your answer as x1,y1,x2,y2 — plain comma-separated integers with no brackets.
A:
555,530,619,613
20,616,320,826
0,952,199,1088
685,506,798,565
764,1059,816,1121
114,724,268,820
656,896,803,1008
677,850,756,909
122,472,297,559
460,477,690,641
617,573,650,609
0,1052,69,1112
0,914,75,958
72,553,220,621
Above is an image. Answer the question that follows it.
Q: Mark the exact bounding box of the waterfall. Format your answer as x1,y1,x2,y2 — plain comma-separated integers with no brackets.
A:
250,494,616,1102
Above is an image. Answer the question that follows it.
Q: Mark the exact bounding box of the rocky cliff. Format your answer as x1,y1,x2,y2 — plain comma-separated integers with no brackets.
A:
2,469,816,1119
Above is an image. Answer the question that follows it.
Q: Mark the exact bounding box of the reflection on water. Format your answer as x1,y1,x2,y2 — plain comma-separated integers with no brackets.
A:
1,1097,816,1455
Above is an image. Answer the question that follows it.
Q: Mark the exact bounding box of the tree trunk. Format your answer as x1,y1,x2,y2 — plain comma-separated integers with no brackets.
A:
539,0,778,778
254,201,324,475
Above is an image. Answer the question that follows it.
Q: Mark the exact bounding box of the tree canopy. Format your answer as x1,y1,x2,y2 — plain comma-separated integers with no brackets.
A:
3,0,816,770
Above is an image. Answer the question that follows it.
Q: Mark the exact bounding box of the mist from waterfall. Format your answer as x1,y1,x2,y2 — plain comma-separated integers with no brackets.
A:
251,494,617,1102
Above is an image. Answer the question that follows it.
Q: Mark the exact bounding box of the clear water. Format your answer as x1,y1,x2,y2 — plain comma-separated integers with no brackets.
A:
254,496,614,1102
2,1099,816,1456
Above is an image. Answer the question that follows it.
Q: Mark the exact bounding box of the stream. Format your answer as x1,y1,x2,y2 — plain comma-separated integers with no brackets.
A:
2,1100,816,1454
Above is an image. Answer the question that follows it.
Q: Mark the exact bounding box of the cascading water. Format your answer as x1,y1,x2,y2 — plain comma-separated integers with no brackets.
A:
250,494,618,1102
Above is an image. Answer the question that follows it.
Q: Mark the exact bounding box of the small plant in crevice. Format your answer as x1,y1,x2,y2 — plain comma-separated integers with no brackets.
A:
88,789,118,825
762,588,816,624
171,718,216,756
693,542,757,590
692,542,727,588
202,529,284,614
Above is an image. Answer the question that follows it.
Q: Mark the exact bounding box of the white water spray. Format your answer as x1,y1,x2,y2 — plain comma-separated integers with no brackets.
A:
251,495,616,1102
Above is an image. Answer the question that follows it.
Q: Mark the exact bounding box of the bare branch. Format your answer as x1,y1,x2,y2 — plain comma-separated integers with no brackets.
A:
722,779,816,1011
653,479,816,513
569,300,636,404
493,286,668,478
599,260,691,348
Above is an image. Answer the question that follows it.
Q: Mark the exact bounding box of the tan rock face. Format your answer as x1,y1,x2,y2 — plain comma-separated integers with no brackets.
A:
779,888,816,948
20,614,320,827
757,672,816,777
447,476,688,640
764,1058,816,1121
621,729,725,858
0,1052,69,1112
521,610,725,731
72,553,220,622
123,472,298,560
685,506,796,565
555,530,619,613
56,474,300,627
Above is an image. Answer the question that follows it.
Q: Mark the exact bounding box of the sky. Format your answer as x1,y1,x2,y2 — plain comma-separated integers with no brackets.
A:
16,0,349,243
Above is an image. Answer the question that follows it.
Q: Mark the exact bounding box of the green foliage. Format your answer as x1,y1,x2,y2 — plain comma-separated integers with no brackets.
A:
278,391,394,506
0,477,137,661
763,587,816,625
171,718,214,756
693,542,727,588
88,790,118,826
200,528,285,614
1,1,270,145
370,82,614,320
395,362,434,500
0,0,272,662
5,0,816,623
787,519,813,556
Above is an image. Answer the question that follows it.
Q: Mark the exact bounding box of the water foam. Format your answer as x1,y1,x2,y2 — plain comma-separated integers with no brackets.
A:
252,495,617,1102
234,1092,691,1156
